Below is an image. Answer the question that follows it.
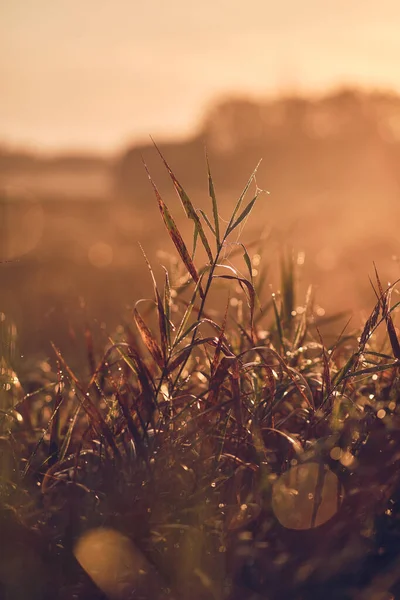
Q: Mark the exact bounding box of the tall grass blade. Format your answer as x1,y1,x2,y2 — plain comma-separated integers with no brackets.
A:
374,264,400,359
206,152,220,247
173,273,205,347
151,139,214,263
59,403,81,462
228,160,262,227
226,195,258,236
198,209,216,236
214,274,255,342
51,343,121,460
143,159,203,294
133,303,165,368
210,298,229,377
272,293,285,353
280,249,295,328
140,245,169,360
163,267,173,347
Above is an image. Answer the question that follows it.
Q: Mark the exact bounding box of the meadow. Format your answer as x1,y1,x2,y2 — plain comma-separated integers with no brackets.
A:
2,143,400,599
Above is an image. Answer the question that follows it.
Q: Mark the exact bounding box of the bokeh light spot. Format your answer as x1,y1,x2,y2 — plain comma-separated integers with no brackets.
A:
88,241,113,268
272,462,342,530
74,528,153,599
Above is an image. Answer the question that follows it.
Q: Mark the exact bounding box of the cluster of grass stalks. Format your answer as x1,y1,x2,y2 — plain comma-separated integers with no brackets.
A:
2,147,400,599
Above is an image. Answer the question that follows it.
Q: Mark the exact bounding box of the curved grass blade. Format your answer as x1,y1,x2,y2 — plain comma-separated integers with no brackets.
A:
374,264,400,359
174,316,228,348
151,139,214,263
139,245,169,360
213,274,256,343
133,302,164,368
143,159,203,295
111,341,157,408
51,343,121,460
226,160,262,234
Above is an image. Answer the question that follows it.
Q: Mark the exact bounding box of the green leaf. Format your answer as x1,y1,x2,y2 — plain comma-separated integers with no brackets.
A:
227,195,258,236
213,274,256,343
227,160,262,232
198,209,216,236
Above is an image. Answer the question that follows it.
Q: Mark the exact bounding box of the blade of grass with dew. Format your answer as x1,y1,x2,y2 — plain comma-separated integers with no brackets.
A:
229,358,243,428
206,153,220,247
133,301,165,369
317,327,332,403
166,348,193,374
163,267,174,348
48,366,63,466
113,340,157,407
173,273,206,347
213,274,256,343
198,208,216,237
174,317,228,350
374,264,400,359
280,249,295,331
292,284,313,352
210,298,230,377
208,356,236,405
151,138,214,263
271,293,285,354
139,245,169,360
59,403,81,462
225,160,262,234
226,194,259,237
110,381,147,460
51,343,121,460
142,159,203,294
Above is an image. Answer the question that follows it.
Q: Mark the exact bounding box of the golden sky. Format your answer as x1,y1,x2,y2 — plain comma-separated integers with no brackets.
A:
1,0,400,152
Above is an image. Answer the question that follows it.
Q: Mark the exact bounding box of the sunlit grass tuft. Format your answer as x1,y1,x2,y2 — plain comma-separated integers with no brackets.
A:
1,151,400,599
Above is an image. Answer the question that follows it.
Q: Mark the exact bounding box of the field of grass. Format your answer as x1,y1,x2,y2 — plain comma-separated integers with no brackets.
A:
2,148,400,599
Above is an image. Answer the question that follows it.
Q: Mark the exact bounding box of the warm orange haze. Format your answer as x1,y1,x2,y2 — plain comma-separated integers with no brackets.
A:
3,5,400,600
2,0,400,150
1,1,400,357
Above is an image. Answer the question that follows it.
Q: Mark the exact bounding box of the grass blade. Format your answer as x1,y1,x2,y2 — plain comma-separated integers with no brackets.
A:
374,264,400,359
133,302,165,368
198,208,216,236
143,159,203,294
151,139,214,263
51,343,121,460
206,152,220,246
227,195,258,236
226,160,262,233
213,274,256,342
140,245,169,360
173,273,206,347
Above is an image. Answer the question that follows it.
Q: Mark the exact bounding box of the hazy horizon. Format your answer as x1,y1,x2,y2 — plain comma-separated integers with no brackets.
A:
2,0,400,153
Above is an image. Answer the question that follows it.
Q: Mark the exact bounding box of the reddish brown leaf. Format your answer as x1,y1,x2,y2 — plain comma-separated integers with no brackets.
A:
143,159,203,297
133,306,164,368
